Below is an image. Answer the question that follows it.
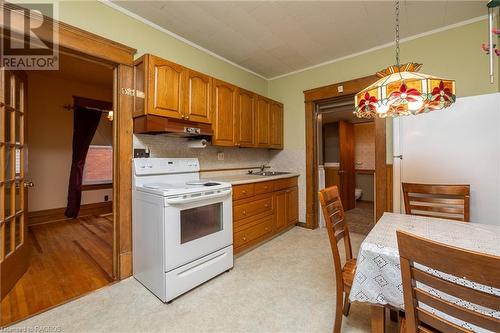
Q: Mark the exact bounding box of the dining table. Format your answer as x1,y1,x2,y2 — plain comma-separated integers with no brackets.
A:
349,212,500,333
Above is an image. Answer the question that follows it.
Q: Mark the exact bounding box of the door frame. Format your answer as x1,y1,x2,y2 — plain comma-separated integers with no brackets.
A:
2,3,137,279
303,75,392,229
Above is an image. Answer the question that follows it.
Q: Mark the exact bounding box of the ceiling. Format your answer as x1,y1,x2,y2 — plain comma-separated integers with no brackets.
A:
111,1,486,79
33,53,113,87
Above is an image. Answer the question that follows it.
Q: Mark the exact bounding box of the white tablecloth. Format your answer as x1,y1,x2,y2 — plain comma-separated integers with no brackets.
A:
349,213,500,332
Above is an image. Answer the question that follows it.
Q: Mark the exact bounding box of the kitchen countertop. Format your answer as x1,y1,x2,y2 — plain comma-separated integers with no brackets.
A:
207,172,300,185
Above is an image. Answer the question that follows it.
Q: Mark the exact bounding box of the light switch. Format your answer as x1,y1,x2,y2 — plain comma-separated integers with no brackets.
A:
217,152,224,161
337,85,344,93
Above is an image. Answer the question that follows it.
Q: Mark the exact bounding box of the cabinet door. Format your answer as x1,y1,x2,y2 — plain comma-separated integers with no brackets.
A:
212,79,237,146
148,55,184,119
275,191,287,232
256,96,270,147
185,69,212,124
236,89,255,147
286,187,299,225
270,102,283,149
133,55,146,118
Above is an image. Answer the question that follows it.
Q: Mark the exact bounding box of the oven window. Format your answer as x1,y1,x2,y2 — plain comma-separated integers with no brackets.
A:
180,203,222,244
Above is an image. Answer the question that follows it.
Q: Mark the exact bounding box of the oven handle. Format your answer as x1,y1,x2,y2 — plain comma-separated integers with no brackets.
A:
165,189,232,205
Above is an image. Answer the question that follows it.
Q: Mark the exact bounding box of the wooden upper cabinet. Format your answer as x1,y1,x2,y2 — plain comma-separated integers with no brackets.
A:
148,55,184,119
236,88,255,147
256,96,271,147
184,69,212,124
212,79,237,147
270,102,283,149
132,54,285,148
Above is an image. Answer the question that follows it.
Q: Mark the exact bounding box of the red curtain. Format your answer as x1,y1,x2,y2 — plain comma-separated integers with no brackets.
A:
65,107,102,218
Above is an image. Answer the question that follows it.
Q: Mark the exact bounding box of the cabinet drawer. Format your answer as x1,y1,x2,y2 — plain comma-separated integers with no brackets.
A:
274,177,298,191
234,216,273,249
234,196,273,221
233,184,254,200
254,181,274,195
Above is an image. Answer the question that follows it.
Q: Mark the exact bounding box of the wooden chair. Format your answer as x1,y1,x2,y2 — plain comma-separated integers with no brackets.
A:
318,186,356,333
397,230,500,333
402,183,470,222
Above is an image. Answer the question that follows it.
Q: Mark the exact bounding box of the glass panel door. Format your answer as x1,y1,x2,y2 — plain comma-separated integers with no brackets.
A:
1,69,29,299
180,203,222,244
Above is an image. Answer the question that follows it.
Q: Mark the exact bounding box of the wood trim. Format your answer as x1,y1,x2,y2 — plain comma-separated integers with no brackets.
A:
304,74,387,229
82,183,113,191
375,116,387,221
28,202,112,226
305,101,317,229
1,3,136,66
386,165,393,213
304,75,378,102
114,64,134,279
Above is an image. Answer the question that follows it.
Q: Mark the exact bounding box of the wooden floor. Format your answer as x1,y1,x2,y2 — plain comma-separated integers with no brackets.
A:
1,215,114,326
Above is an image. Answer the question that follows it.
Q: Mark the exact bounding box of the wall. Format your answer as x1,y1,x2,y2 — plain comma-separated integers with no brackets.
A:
354,122,375,170
268,19,498,222
51,0,267,96
27,72,113,212
134,136,271,171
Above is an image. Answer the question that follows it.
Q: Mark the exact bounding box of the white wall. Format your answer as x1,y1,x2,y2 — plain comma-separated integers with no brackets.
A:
27,72,113,212
393,93,500,225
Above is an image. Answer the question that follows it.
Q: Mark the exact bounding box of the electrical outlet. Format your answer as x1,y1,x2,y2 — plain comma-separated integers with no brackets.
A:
134,148,150,158
217,152,224,161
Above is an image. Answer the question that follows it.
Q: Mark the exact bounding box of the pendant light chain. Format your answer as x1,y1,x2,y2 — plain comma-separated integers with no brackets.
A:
395,0,400,68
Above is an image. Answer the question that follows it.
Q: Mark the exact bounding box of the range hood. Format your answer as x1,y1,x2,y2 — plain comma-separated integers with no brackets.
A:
133,115,213,137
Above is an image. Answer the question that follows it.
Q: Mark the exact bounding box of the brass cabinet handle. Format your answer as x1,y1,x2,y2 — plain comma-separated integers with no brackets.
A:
243,236,247,241
241,190,247,194
265,203,270,208
24,181,34,188
242,210,247,215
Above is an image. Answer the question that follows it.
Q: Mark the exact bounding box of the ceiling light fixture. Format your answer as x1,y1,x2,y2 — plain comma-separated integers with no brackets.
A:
354,0,456,119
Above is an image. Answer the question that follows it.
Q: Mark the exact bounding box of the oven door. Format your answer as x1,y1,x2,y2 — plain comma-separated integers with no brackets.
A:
163,189,232,271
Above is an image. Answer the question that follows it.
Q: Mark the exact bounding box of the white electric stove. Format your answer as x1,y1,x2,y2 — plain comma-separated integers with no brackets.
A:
132,158,233,303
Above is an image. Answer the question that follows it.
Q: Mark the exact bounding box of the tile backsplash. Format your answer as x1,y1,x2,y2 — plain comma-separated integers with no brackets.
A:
134,134,271,170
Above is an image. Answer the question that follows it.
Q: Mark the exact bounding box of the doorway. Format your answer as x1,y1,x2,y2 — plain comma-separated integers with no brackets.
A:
303,75,391,229
317,97,375,234
1,54,116,325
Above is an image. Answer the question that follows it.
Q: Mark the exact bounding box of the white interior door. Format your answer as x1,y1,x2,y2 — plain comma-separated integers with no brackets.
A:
393,93,500,225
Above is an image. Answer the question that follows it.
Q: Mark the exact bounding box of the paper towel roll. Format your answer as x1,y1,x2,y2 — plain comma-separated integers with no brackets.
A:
187,139,208,148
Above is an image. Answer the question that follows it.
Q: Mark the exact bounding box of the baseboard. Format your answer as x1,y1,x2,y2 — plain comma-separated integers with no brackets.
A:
28,202,112,226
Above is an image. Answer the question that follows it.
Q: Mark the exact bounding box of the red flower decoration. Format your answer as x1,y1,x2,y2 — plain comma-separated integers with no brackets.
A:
357,92,378,114
389,83,421,103
431,81,453,102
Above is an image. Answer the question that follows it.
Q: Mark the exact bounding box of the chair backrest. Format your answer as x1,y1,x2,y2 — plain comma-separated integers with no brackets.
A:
397,230,500,333
402,183,470,222
318,186,353,286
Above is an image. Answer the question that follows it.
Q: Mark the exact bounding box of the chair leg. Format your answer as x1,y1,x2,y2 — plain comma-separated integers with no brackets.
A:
333,289,344,333
342,293,351,316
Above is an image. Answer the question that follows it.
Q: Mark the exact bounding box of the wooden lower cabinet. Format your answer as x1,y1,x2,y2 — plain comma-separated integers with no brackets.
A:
233,177,299,254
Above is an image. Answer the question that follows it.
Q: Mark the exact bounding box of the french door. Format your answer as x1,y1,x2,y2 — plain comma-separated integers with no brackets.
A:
0,68,29,299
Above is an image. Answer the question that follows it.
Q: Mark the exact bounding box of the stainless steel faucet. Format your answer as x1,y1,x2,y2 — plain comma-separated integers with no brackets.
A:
260,164,266,172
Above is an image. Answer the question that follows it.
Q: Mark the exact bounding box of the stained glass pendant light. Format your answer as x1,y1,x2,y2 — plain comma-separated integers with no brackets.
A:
354,1,456,118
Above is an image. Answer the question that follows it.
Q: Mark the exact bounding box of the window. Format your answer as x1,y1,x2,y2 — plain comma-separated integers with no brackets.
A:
83,145,112,185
